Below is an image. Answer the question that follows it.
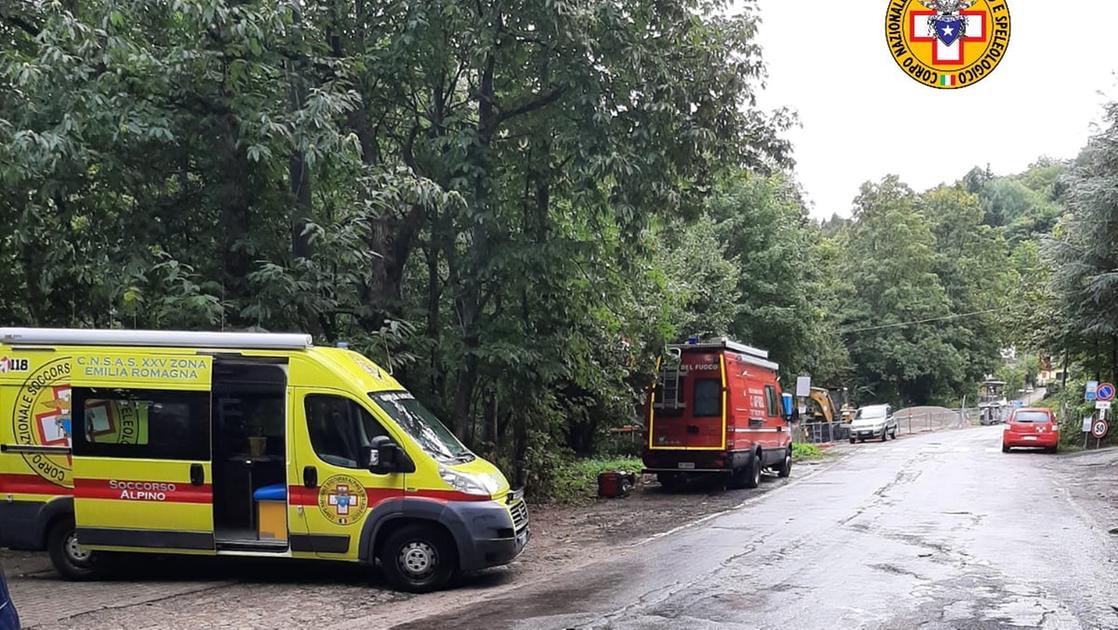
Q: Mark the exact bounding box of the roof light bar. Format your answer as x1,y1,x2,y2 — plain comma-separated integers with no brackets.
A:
0,328,313,350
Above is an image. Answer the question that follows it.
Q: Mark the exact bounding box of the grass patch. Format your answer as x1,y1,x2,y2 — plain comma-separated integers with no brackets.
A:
792,442,826,460
547,457,643,505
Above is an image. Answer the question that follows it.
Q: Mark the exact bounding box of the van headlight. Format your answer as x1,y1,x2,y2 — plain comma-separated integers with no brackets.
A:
439,466,499,497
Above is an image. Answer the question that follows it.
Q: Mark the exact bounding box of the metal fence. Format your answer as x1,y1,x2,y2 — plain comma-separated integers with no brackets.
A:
795,407,979,444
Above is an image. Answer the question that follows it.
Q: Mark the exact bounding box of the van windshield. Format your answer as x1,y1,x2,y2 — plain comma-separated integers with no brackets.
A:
370,392,473,463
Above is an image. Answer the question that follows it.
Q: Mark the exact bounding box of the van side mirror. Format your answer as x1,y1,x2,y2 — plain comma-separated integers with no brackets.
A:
781,393,795,422
367,436,416,475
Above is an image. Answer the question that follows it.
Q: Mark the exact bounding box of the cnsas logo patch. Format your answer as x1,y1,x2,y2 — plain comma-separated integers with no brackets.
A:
886,0,1011,89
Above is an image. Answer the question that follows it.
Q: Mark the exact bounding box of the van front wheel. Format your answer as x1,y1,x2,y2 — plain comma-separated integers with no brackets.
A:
379,524,457,593
47,519,97,580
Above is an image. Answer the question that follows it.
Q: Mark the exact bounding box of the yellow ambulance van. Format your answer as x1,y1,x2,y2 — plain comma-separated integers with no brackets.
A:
0,328,528,592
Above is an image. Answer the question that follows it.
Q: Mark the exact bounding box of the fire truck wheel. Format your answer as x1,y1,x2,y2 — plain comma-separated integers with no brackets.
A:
777,448,792,478
657,472,685,491
733,455,761,489
746,457,764,491
47,518,98,581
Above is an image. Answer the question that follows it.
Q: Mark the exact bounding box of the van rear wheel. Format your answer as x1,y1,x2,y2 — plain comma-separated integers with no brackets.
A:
379,524,457,593
47,519,97,581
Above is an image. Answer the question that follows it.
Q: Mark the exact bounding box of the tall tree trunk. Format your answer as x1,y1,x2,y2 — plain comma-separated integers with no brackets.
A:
1061,348,1069,390
21,239,43,324
1111,334,1117,384
450,51,498,434
288,149,313,260
216,114,252,309
425,236,444,400
1095,339,1102,381
287,12,313,262
513,407,528,488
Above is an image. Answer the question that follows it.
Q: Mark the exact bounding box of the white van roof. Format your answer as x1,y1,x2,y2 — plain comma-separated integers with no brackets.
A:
0,328,313,350
669,338,779,371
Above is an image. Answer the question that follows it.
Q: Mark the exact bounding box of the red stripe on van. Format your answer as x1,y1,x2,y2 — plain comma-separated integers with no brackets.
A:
0,473,71,495
287,486,485,505
73,478,212,503
288,485,405,506
288,486,318,506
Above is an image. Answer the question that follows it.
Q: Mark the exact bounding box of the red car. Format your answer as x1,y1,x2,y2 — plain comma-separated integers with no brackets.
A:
1002,408,1059,453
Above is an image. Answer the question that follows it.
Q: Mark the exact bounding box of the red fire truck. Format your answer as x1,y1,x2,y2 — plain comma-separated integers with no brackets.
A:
643,338,793,489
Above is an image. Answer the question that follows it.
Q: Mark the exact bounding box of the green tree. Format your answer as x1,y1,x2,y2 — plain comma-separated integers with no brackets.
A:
919,185,1008,396
1,0,795,494
708,173,810,371
1048,104,1118,382
841,176,958,405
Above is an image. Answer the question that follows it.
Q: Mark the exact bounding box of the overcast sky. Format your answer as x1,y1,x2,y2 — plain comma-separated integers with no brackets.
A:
738,0,1118,219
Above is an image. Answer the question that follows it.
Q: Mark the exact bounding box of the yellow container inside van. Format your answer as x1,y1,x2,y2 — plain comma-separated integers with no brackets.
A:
0,328,528,592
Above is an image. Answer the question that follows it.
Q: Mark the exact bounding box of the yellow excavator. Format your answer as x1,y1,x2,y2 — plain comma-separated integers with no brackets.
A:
803,387,854,441
806,387,840,423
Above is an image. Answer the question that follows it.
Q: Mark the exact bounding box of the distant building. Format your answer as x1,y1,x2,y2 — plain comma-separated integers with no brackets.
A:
1036,356,1063,386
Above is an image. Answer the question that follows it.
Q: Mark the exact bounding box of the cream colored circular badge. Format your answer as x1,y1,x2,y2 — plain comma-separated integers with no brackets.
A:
886,0,1011,89
11,357,72,487
317,474,369,526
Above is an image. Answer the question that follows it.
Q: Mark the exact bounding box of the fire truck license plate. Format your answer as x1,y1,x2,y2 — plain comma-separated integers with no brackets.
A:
678,462,696,469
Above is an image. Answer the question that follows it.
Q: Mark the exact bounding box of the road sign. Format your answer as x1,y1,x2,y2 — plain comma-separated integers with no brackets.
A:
1091,419,1109,439
1097,382,1115,402
1085,380,1099,401
1096,400,1112,410
1083,417,1093,432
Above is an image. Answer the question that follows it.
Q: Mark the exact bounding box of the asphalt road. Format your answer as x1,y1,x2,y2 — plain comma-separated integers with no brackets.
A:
399,426,1118,630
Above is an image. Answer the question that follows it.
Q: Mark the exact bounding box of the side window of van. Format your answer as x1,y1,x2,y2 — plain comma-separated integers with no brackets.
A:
72,388,210,460
764,386,778,417
692,380,722,417
305,395,389,469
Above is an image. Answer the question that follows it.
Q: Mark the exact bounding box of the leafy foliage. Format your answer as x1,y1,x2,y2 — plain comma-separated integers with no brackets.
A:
5,0,1110,495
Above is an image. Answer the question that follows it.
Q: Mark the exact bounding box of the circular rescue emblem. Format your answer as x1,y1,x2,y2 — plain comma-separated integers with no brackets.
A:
11,357,72,487
317,474,369,526
886,0,1011,89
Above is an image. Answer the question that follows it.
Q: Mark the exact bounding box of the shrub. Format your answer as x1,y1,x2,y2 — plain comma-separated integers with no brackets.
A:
792,442,824,460
540,457,644,505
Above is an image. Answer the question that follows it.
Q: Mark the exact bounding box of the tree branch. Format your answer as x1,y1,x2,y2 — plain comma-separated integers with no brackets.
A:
1,13,41,37
497,87,565,124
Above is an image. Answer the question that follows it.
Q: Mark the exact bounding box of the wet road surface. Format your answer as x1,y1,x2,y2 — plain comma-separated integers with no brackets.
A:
400,426,1118,629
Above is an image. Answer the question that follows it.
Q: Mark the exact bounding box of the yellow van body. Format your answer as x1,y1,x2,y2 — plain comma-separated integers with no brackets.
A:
0,329,528,591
